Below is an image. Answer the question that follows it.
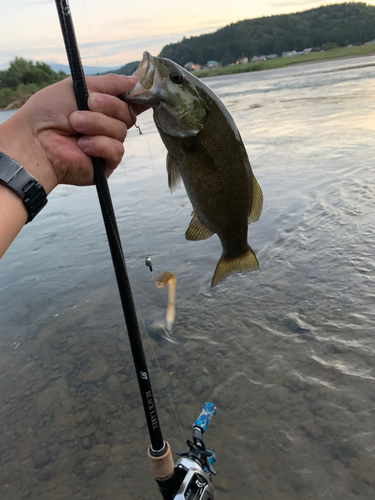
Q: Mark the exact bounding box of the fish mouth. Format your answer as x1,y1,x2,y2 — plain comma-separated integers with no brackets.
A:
132,51,154,82
123,51,161,106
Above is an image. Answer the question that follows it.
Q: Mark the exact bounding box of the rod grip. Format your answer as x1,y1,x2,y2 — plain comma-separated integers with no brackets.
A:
148,441,174,480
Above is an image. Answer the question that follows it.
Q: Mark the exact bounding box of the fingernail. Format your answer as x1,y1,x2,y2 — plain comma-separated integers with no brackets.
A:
127,75,138,85
91,92,105,109
78,137,90,150
72,112,86,127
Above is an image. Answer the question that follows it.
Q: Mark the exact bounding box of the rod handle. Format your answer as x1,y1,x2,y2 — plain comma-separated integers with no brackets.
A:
148,441,174,480
194,402,217,434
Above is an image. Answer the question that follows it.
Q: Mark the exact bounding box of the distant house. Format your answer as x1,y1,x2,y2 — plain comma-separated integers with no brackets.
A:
266,54,278,60
184,62,202,71
207,60,220,68
303,48,313,54
251,55,266,62
282,50,297,58
237,57,248,64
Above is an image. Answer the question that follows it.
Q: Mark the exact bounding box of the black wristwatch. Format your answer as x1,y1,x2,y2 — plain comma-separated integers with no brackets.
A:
0,151,48,223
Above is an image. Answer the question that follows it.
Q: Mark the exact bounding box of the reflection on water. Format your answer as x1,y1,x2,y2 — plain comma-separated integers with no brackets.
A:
1,56,375,499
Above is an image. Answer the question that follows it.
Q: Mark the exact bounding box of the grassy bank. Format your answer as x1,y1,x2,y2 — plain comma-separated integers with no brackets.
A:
194,45,375,78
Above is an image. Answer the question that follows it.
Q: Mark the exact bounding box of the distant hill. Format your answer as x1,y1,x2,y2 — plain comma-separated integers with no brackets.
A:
99,61,140,76
159,2,375,66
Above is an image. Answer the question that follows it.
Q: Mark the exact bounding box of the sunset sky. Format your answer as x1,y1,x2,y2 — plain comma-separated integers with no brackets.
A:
1,0,374,69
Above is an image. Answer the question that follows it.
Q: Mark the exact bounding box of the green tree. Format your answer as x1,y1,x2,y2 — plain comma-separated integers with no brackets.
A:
221,50,235,66
0,57,66,90
0,57,67,108
158,2,375,65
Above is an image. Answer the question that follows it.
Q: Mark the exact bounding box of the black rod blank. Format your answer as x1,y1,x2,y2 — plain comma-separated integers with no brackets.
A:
54,0,164,453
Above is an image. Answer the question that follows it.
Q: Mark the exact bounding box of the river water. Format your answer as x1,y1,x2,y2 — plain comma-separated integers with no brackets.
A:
1,56,375,500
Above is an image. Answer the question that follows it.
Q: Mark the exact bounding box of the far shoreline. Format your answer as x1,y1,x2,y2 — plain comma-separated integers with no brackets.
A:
201,55,375,82
1,47,375,111
194,46,375,79
271,52,375,70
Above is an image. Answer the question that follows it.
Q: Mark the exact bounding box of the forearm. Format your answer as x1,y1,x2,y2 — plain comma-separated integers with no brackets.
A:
0,74,140,259
0,185,28,258
0,114,56,258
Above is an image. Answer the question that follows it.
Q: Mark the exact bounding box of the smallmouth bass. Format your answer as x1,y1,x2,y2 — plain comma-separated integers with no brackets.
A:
123,52,263,287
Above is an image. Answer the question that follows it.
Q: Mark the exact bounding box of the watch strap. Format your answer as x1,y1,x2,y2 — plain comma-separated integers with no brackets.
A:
0,151,48,223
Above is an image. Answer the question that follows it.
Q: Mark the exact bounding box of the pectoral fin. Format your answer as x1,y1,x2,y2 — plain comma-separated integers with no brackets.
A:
248,174,263,224
185,213,214,241
167,154,181,193
211,245,259,287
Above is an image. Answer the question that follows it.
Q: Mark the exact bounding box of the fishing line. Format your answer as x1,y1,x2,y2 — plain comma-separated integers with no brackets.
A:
80,1,100,67
80,0,109,96
137,232,183,440
143,133,157,180
81,0,157,188
80,0,156,263
128,106,157,181
61,0,183,456
80,0,137,188
129,106,142,135
137,239,185,443
132,292,186,444
54,6,220,500
55,0,166,454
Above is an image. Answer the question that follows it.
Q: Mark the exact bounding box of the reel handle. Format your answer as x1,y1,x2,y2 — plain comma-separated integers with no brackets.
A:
194,402,217,434
207,451,217,467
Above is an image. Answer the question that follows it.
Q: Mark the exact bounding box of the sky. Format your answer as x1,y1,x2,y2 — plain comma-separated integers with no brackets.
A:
1,0,375,70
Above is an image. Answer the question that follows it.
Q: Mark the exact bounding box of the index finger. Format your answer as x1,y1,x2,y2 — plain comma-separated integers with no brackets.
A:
86,74,138,97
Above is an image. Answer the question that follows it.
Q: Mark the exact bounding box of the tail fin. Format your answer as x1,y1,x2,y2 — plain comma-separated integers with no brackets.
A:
211,245,259,287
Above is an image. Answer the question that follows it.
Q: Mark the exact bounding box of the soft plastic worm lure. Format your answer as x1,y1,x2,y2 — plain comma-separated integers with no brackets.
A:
155,271,176,332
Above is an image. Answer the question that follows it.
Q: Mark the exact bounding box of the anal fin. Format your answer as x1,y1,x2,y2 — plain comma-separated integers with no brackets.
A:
211,245,259,287
185,213,214,241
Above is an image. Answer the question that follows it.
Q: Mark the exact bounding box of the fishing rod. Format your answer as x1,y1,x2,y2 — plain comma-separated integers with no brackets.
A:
54,2,218,498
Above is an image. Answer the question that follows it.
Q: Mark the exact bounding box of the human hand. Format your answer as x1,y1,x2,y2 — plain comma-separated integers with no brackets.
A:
1,74,139,194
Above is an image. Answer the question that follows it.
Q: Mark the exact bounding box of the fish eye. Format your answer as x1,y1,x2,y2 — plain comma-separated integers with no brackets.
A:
170,73,184,84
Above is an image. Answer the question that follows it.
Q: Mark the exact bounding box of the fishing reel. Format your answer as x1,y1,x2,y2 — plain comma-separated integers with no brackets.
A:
172,402,217,500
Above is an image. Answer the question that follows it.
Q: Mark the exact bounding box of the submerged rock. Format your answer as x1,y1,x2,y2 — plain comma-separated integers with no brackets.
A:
80,358,108,382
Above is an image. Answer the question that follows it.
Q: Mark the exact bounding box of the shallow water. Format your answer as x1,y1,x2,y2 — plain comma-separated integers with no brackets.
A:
1,56,375,499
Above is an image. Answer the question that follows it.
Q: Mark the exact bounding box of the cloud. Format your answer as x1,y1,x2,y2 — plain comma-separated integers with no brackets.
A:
79,35,183,63
270,0,319,7
0,31,193,67
105,15,223,38
0,45,68,67
20,0,51,4
78,34,180,53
